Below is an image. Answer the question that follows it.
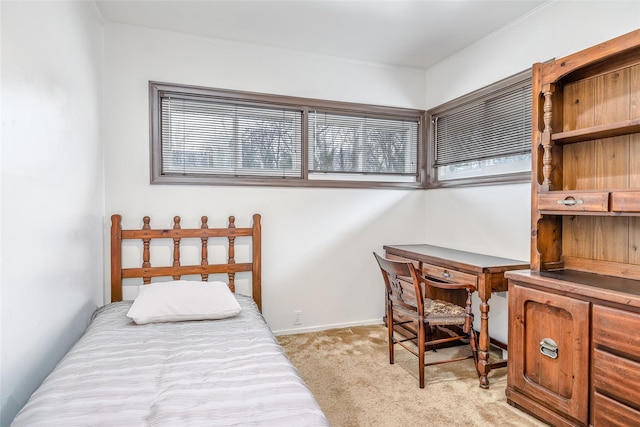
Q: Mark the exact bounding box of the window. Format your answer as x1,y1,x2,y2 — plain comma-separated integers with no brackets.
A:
150,82,425,189
308,111,419,182
160,98,302,178
427,70,532,187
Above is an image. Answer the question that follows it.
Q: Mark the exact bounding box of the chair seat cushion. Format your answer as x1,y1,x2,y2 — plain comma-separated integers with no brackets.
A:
423,299,466,326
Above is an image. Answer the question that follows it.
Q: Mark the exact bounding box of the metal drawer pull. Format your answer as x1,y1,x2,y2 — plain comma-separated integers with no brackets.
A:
540,338,558,359
441,271,451,278
557,197,583,206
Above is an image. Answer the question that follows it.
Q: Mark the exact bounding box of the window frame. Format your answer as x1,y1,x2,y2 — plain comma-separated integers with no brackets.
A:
150,81,427,189
426,70,533,188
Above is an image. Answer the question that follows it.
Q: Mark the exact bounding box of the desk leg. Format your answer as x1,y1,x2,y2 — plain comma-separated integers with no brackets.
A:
476,275,493,389
478,299,490,388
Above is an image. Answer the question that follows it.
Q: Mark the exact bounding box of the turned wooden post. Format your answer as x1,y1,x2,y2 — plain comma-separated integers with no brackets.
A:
172,216,181,280
541,83,555,189
228,215,236,292
201,216,209,281
142,216,151,284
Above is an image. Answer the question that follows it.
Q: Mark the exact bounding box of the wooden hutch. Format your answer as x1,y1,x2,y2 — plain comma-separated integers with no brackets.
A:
506,29,640,426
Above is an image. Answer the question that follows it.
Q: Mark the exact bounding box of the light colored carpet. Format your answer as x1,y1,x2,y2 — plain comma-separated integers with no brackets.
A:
278,324,546,427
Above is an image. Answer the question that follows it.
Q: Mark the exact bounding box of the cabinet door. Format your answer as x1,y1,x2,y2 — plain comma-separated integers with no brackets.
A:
508,284,590,424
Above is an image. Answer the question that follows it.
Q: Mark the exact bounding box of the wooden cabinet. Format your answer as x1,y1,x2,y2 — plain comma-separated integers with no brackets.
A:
507,271,640,427
506,29,640,426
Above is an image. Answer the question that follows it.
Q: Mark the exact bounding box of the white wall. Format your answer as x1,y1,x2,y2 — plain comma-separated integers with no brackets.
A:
0,2,104,425
424,0,640,343
102,24,428,335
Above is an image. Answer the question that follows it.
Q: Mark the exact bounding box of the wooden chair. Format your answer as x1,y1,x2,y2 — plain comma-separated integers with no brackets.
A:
373,252,480,388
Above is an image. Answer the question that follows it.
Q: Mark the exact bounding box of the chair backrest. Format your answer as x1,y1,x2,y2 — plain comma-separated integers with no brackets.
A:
373,252,424,317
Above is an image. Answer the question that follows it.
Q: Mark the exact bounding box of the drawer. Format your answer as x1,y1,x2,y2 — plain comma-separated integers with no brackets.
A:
610,190,640,212
537,191,610,212
593,348,640,411
593,392,640,427
593,305,640,357
385,253,420,269
422,263,477,287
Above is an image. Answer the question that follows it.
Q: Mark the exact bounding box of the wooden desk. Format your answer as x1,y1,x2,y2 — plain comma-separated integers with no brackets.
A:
383,244,529,389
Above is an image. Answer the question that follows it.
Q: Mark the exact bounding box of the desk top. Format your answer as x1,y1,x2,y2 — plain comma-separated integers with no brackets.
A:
383,244,529,274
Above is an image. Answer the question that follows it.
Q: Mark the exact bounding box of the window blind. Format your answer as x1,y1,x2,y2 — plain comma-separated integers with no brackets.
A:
308,111,419,176
434,81,532,167
161,96,303,178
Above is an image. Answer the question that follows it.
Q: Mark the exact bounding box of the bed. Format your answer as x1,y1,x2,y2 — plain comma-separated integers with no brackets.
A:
11,214,329,427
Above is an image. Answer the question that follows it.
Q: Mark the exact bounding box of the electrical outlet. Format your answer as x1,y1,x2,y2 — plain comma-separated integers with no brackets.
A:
293,310,302,325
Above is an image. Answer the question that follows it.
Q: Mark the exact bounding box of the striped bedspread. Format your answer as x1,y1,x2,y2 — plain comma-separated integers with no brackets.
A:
11,296,329,426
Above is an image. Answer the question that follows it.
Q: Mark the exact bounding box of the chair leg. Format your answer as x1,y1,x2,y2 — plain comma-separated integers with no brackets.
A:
388,324,395,365
470,329,480,377
426,326,436,353
387,306,394,365
418,322,425,388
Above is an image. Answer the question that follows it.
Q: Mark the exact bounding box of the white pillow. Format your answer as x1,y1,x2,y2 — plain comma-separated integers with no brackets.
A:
126,280,241,325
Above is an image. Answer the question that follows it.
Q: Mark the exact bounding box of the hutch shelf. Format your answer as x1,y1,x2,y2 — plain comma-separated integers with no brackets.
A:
506,29,640,427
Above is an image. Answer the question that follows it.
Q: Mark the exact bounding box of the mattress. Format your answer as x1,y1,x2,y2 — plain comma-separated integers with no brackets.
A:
11,295,330,426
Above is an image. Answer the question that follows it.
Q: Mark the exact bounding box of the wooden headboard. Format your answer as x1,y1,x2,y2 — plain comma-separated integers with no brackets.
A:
110,214,262,311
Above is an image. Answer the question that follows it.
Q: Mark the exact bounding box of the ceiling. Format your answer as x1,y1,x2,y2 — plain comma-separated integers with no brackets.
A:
95,0,547,69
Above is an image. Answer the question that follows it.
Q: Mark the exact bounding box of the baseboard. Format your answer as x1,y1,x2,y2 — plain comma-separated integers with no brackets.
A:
273,318,384,336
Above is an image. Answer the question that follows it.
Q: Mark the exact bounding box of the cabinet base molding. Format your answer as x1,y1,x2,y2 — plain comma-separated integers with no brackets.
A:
506,388,585,427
